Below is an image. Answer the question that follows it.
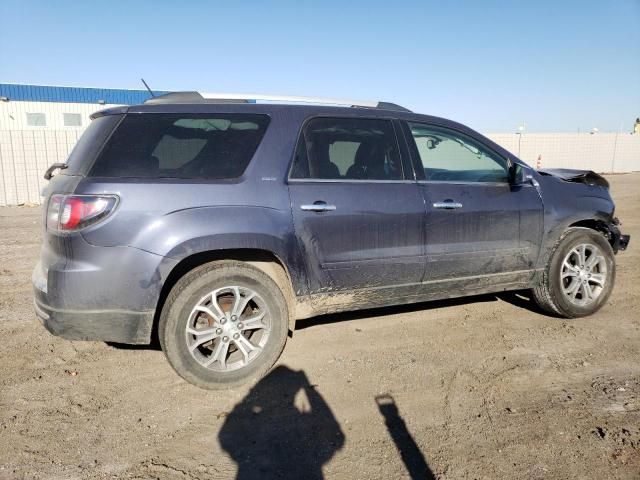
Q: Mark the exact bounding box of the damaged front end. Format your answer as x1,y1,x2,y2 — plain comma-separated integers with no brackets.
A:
537,168,630,252
608,217,631,252
538,168,610,188
581,217,631,253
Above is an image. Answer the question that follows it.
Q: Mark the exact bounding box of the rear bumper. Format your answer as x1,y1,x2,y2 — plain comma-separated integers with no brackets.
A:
33,255,154,344
34,293,154,344
31,238,172,344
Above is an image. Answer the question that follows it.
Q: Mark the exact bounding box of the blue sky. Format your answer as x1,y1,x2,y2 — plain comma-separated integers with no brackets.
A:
1,0,638,132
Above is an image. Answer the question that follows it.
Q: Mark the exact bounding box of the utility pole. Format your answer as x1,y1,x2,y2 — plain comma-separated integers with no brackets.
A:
517,123,525,157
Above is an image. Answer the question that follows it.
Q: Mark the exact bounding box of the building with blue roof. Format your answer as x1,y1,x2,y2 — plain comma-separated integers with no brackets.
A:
0,83,169,130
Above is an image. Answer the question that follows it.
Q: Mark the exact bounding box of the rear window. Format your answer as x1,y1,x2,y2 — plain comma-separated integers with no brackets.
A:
64,114,122,175
90,113,270,179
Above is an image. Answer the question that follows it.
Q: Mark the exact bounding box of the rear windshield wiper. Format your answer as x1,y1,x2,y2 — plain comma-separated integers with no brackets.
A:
44,163,68,180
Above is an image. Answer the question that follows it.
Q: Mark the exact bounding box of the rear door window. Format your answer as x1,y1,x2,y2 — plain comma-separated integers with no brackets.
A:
290,117,404,180
90,114,270,179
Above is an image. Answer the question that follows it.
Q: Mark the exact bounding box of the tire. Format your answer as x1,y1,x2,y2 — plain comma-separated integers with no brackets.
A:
159,260,289,390
532,227,616,318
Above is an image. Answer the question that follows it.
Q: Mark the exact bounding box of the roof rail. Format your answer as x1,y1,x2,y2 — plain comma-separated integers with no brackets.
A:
144,91,411,112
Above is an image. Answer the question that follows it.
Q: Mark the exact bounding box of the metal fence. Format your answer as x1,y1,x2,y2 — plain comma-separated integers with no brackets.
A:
0,129,80,206
0,129,639,206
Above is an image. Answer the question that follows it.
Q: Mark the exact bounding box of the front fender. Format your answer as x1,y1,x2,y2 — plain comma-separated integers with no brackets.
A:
537,190,616,268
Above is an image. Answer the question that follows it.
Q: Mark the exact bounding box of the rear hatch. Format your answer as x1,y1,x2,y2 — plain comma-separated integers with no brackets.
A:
42,111,124,200
35,111,125,297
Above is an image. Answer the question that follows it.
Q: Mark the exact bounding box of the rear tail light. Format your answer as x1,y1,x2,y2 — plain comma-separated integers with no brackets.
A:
46,194,118,232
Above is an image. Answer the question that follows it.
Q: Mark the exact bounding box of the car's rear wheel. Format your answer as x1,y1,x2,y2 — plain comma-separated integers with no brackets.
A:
532,227,615,318
159,261,289,389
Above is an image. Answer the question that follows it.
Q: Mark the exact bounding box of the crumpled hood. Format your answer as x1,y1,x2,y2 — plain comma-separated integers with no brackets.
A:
538,168,609,188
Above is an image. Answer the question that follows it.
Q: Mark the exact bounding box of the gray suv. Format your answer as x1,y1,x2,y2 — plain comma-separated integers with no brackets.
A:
33,92,630,389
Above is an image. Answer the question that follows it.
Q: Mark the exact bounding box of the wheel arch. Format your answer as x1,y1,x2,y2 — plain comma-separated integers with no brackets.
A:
535,211,613,273
568,218,622,251
153,248,299,343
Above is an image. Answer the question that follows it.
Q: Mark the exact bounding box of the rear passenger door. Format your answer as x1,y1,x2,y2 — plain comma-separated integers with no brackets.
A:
288,117,426,295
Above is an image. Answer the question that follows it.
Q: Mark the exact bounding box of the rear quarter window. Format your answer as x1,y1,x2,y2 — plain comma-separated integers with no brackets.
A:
89,113,270,179
64,114,122,175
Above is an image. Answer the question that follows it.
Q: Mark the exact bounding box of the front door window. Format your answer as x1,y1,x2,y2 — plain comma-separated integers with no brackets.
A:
408,123,508,183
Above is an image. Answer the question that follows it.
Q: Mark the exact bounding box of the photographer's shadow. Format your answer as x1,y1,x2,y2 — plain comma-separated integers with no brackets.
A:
219,366,345,480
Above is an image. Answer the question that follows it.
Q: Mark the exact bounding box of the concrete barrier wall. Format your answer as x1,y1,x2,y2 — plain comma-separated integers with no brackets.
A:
486,133,640,173
0,129,639,206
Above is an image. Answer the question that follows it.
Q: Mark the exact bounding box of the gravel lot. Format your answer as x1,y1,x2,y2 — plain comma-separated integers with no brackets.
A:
1,174,639,479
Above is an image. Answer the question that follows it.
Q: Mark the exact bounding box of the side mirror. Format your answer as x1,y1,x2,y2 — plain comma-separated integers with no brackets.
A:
509,162,539,187
508,162,524,184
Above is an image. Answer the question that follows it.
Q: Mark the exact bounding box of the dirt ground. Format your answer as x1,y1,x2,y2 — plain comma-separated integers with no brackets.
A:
0,174,639,480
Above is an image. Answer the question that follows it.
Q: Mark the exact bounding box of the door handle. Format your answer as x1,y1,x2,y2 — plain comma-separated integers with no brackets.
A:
300,201,337,212
433,200,463,209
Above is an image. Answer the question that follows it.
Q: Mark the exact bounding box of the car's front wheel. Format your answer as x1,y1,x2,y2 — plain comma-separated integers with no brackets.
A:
159,261,289,389
532,227,616,318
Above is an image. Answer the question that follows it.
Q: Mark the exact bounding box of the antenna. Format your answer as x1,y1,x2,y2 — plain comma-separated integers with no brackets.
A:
141,78,155,98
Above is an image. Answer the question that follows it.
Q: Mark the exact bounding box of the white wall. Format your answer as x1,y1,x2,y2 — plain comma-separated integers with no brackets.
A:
0,100,120,205
0,129,80,205
0,100,120,130
487,132,640,173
